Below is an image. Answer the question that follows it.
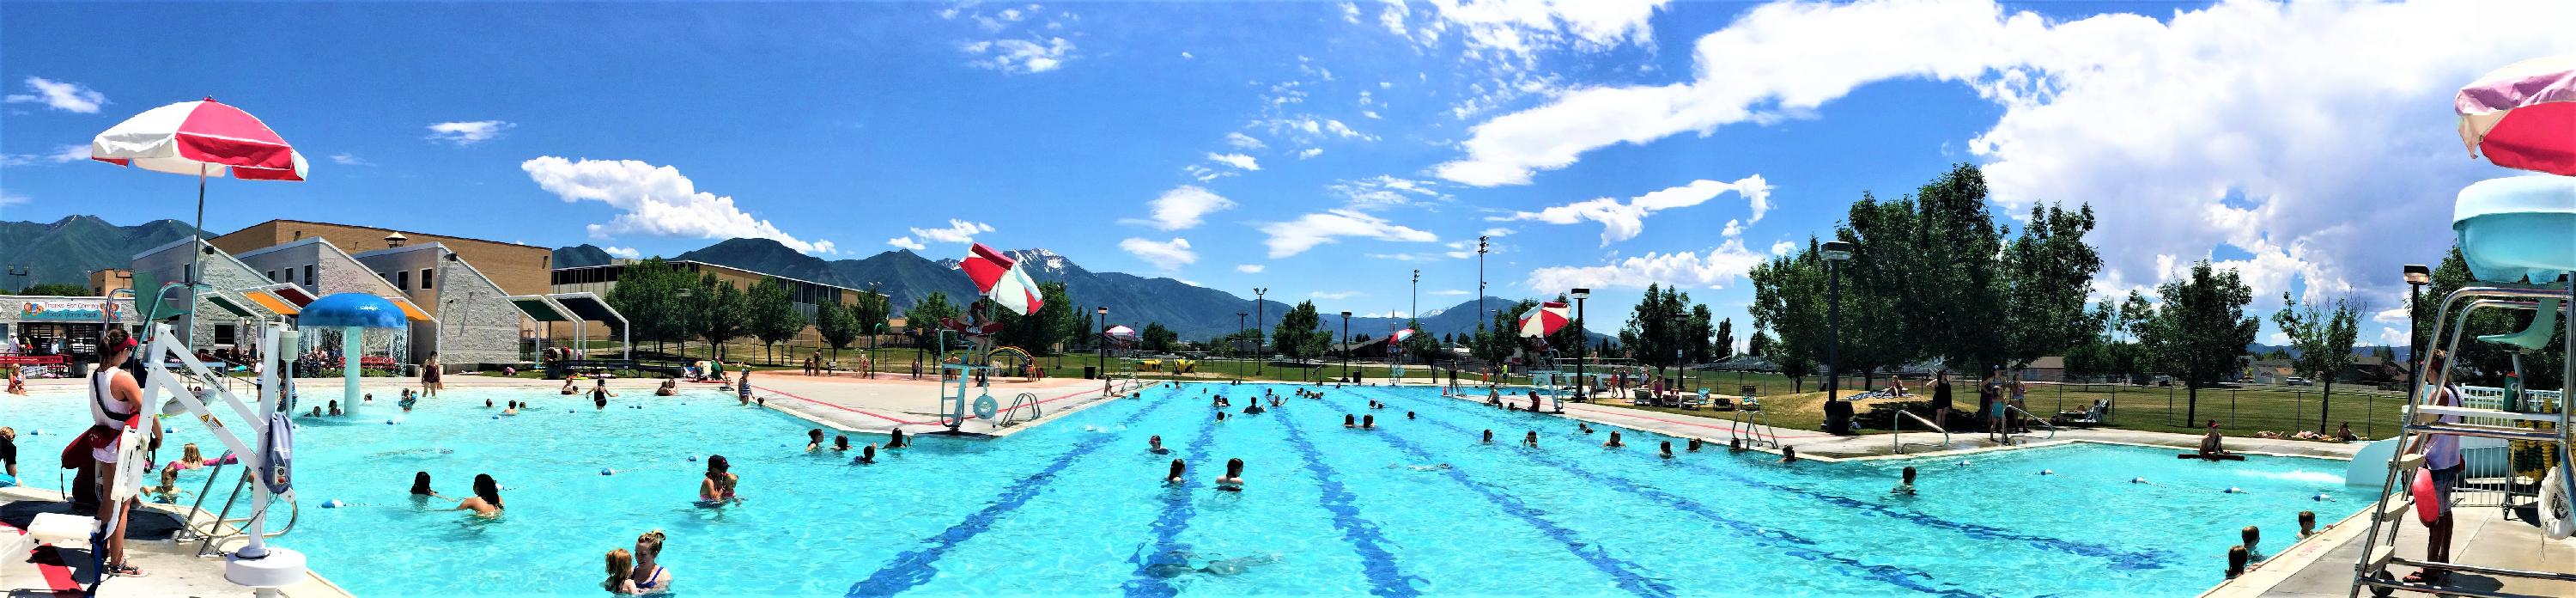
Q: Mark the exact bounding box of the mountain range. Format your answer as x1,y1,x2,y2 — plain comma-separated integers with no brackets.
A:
0,216,201,289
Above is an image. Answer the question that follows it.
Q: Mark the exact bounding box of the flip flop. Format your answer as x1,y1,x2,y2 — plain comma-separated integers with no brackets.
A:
110,563,147,577
2400,569,2444,585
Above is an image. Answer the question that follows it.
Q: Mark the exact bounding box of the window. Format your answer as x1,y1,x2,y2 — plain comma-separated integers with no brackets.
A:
303,265,314,286
213,324,236,346
266,270,277,282
396,270,410,290
420,268,434,290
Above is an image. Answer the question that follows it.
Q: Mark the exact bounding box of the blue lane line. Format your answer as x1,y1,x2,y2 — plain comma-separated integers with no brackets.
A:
847,392,1178,597
1122,406,1223,598
1275,406,1424,598
1311,395,1678,597
1397,388,2178,571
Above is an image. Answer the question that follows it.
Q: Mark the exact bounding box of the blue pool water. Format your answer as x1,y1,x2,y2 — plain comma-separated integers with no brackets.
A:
4,381,2368,596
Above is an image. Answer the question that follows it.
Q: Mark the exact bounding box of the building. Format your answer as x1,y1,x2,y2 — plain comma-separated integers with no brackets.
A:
88,269,133,296
2020,356,2068,382
211,219,554,296
551,259,878,345
2,295,138,360
132,228,556,369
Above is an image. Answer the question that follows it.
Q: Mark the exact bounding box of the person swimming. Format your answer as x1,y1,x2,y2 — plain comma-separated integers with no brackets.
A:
887,429,908,449
1149,435,1170,455
1523,430,1540,448
604,548,639,595
1604,431,1625,448
398,388,418,412
833,435,851,451
854,444,877,465
1215,458,1244,491
1405,411,1414,420
1687,438,1704,452
1893,466,1918,496
1481,430,1493,444
1165,459,1186,485
327,400,343,417
654,380,677,397
1343,414,1356,428
1361,414,1375,430
592,380,616,409
453,473,504,516
1244,403,1264,415
805,429,825,451
1578,422,1595,434
1215,412,1228,423
628,530,674,592
502,400,519,416
699,455,738,503
1778,445,1798,463
410,471,441,498
1659,440,1674,459
562,379,579,395
484,398,495,408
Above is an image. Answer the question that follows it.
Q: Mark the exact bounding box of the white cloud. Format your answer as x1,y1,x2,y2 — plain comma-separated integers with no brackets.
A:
1479,228,1514,237
1495,175,1769,246
1298,148,1325,159
2372,305,2410,324
1524,238,1767,291
1135,185,1237,231
1769,240,1796,257
1182,52,1195,59
963,38,1075,74
519,156,837,254
1259,210,1439,258
601,246,641,259
427,120,514,146
1236,264,1266,273
3,76,106,113
1120,237,1198,272
1225,132,1267,150
909,219,995,244
1431,289,1471,296
1183,164,1233,182
1250,115,1376,143
1341,2,1363,24
328,153,372,166
44,144,89,163
0,190,28,206
1330,175,1450,211
1206,152,1261,171
1442,0,2576,308
887,237,927,251
1311,290,1364,300
1421,0,1671,64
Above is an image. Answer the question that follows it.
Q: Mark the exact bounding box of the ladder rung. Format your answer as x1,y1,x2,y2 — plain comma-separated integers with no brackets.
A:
2395,453,2424,472
2402,424,2562,442
2411,404,2567,424
2380,496,2415,518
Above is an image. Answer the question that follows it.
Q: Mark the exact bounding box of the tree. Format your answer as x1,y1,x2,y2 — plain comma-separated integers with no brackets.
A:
993,282,1078,355
1834,192,1923,388
2274,292,2361,431
1712,317,1736,363
1471,299,1539,365
851,286,892,351
1620,284,1696,378
2136,260,2257,425
904,291,959,333
1140,322,1178,353
2000,202,2105,368
1749,239,1826,389
746,278,805,364
1273,301,1329,360
1400,319,1442,363
604,258,681,354
15,283,90,296
1905,164,2010,371
816,300,860,363
696,276,750,362
1747,330,1772,357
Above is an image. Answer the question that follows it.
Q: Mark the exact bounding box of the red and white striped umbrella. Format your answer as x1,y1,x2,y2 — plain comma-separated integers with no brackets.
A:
957,243,1043,315
1516,302,1571,339
1391,328,1417,343
90,97,308,180
2458,57,2576,175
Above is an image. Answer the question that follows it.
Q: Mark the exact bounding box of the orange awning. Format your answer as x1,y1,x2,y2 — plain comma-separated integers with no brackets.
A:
389,296,434,322
243,291,300,315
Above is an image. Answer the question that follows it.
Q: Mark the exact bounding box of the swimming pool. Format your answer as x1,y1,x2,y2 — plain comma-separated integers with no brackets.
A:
4,381,2368,596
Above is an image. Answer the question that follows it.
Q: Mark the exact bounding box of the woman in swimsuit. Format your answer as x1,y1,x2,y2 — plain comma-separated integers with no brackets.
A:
410,472,442,499
698,455,738,503
628,530,673,593
82,327,146,577
736,367,754,405
453,473,504,516
592,380,617,409
420,352,442,398
1215,458,1244,491
886,429,908,449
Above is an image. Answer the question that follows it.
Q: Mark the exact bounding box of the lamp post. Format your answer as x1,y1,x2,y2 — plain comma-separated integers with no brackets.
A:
1097,306,1110,394
1571,288,1589,408
1254,288,1268,377
2403,264,2432,395
1411,269,1419,323
1340,310,1353,382
1236,311,1248,381
1476,236,1490,335
869,323,884,379
1820,241,1854,405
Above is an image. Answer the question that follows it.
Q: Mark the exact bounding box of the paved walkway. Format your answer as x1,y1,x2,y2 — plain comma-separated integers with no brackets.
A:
2207,499,2574,598
1,487,351,598
738,372,1129,439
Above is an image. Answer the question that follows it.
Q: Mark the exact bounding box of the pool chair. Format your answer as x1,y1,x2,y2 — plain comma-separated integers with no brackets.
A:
2054,400,2107,428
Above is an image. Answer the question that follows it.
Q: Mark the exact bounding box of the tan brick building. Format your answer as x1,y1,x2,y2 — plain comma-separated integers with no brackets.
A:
211,219,554,296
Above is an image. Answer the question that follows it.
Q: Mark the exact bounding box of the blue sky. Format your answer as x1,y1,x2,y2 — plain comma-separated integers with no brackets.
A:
6,1,2572,348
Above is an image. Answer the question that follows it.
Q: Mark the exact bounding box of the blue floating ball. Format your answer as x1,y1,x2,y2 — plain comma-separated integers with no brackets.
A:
26,430,38,436
2224,487,2243,494
164,427,176,434
686,455,698,461
2314,493,2331,502
2039,469,2054,476
600,468,616,476
492,415,501,419
386,419,397,425
2131,477,2148,484
321,500,343,509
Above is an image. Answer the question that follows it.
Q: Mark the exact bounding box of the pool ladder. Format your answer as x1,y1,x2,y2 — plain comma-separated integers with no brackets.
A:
176,462,301,558
995,392,1043,427
2349,284,2576,598
1891,410,1950,455
2005,405,2057,444
1729,402,1778,448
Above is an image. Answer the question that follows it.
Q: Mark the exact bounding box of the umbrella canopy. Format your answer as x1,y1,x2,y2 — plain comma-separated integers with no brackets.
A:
91,97,308,180
300,293,408,329
1391,328,1417,343
1103,324,1137,339
2458,56,2576,175
957,243,1043,315
1517,302,1571,338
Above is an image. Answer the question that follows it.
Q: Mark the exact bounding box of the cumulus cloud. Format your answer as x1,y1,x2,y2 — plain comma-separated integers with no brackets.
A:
1378,0,1668,64
1441,0,2575,310
887,237,927,251
0,190,28,206
1259,210,1439,258
1134,185,1237,231
963,38,1076,74
427,120,514,145
601,246,641,259
1206,152,1261,171
909,219,994,244
1225,132,1267,150
1120,237,1198,272
1330,175,1450,211
519,156,837,254
1495,175,1769,246
3,76,106,113
1236,264,1266,273
1525,238,1768,291
44,144,89,163
1298,148,1325,159
329,153,373,166
1310,290,1364,300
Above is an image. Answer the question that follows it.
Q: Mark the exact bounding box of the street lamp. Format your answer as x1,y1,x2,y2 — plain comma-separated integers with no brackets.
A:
1236,311,1248,381
1254,288,1268,377
1340,310,1353,382
2403,264,2432,394
1097,306,1110,394
1476,236,1490,334
1571,288,1589,409
870,323,884,379
1411,269,1420,324
1820,240,1854,418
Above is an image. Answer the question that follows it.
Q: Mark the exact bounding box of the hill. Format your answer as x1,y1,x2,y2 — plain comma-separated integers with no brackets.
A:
552,244,616,268
0,216,201,289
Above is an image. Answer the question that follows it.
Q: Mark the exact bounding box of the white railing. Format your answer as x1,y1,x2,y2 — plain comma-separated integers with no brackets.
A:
1892,410,1948,455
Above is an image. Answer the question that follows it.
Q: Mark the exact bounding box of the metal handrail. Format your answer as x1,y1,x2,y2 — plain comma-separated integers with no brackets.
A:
1729,401,1777,448
2006,405,2057,441
1893,410,1949,455
997,392,1042,426
189,467,301,557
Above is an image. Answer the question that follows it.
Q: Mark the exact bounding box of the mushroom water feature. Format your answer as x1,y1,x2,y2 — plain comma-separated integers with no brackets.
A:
299,293,410,418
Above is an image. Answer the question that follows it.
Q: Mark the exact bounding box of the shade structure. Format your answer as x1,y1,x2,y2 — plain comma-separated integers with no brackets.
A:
299,293,407,329
1391,328,1417,343
1517,302,1571,338
91,98,309,180
2458,56,2576,175
958,243,1043,315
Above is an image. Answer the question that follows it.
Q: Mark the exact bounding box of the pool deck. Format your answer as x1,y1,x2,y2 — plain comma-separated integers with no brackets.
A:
733,372,1130,439
0,487,353,598
2202,499,2575,598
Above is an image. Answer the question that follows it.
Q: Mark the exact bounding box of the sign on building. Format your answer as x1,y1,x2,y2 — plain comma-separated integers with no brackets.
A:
20,301,121,322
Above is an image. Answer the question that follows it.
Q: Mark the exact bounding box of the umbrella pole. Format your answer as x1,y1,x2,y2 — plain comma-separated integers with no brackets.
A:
184,164,208,349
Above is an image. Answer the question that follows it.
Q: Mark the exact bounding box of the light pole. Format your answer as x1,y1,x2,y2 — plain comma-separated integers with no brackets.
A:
1476,236,1490,335
2403,264,2432,394
1340,310,1353,382
1411,269,1419,323
1254,288,1268,377
1571,288,1589,409
1236,311,1248,381
1821,241,1854,407
869,323,884,379
1097,306,1110,394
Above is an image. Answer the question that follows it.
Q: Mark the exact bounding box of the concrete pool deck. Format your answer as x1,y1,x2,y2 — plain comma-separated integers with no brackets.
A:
0,487,352,598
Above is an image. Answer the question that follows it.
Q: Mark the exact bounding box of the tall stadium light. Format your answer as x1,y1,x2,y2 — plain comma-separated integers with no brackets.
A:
1340,310,1353,382
1477,236,1490,334
1820,241,1854,407
1254,288,1268,377
2403,264,2432,394
1571,287,1589,406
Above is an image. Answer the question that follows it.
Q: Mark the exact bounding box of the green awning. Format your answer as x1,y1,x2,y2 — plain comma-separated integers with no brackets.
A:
202,292,257,318
510,296,573,321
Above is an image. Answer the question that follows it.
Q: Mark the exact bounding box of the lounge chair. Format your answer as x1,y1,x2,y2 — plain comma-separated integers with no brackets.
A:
2054,400,2108,428
1680,390,1709,411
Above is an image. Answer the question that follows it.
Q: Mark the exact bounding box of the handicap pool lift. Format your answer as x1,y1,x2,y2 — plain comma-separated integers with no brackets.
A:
933,330,1042,434
2350,175,2576,597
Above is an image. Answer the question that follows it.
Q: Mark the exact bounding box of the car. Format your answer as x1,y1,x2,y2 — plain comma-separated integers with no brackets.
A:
2284,376,2312,387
